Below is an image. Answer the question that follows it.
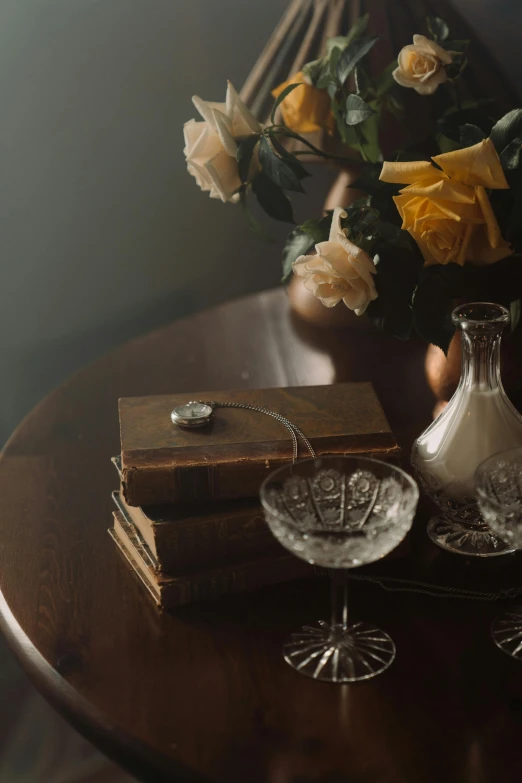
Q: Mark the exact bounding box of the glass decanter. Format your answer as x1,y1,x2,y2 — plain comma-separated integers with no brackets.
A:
412,302,522,557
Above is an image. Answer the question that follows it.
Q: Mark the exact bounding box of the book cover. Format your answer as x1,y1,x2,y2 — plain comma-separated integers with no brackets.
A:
119,382,400,507
109,510,314,609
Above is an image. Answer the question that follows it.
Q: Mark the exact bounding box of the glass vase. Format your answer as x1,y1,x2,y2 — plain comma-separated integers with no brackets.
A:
412,303,522,557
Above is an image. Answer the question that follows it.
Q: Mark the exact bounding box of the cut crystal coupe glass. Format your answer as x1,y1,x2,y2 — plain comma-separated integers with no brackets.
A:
476,448,522,659
260,456,419,683
412,303,522,558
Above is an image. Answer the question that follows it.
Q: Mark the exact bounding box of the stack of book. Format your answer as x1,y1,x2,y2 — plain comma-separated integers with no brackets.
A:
110,383,400,609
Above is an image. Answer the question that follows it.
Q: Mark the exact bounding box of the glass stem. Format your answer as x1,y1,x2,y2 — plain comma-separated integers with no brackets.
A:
330,569,349,630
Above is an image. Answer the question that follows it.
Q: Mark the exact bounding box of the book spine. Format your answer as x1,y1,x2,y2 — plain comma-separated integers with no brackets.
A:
154,511,281,574
122,442,401,507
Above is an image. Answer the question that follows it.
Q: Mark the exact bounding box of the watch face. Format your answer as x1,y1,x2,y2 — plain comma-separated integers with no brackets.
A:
171,402,213,427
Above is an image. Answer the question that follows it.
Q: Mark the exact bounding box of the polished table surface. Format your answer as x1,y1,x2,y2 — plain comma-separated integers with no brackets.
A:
1,288,522,783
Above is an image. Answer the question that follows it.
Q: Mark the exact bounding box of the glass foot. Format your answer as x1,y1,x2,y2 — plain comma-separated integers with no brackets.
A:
427,513,515,557
283,621,396,683
492,611,522,659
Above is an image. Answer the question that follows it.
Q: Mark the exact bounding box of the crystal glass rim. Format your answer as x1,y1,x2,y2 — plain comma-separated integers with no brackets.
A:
475,446,522,511
452,301,510,327
259,455,420,519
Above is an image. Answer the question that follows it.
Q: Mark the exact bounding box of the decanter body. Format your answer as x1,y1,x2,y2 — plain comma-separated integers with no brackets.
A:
412,303,522,556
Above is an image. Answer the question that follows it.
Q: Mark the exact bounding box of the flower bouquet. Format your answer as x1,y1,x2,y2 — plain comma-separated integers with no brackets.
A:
184,13,522,355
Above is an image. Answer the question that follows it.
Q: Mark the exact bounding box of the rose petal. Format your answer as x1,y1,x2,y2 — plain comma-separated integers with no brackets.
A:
475,184,502,248
380,160,444,185
401,178,476,203
468,226,513,265
412,34,453,64
192,96,226,131
212,109,237,156
185,123,223,165
205,148,241,202
226,80,261,136
327,207,348,242
433,138,509,189
183,119,206,153
411,66,448,95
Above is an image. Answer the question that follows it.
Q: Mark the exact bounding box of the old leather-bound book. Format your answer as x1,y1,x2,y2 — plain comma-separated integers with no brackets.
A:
111,458,278,572
109,509,313,609
119,382,400,507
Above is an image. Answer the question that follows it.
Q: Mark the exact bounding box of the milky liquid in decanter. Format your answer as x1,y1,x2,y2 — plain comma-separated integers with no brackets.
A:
414,385,522,503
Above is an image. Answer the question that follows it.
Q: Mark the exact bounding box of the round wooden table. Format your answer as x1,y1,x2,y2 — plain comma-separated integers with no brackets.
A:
1,289,522,783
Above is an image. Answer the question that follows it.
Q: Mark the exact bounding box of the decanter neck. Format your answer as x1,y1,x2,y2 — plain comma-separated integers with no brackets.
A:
453,302,510,393
460,331,502,392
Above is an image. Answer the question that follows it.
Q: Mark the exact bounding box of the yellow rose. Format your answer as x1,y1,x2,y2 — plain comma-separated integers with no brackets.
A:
293,207,378,314
272,72,335,135
379,139,512,266
393,35,453,95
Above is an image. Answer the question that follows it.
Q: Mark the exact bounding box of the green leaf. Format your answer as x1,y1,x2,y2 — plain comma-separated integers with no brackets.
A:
317,65,335,90
271,83,301,124
236,135,260,183
437,108,494,142
326,36,349,55
345,13,370,47
357,99,381,161
302,58,325,85
281,229,314,282
444,52,467,80
336,36,379,85
366,296,413,340
350,163,389,195
444,39,469,53
500,134,522,169
374,60,397,96
412,265,467,352
300,214,332,244
427,15,449,42
252,172,294,223
490,109,522,155
345,94,376,126
329,46,342,80
332,99,350,143
354,65,372,97
365,244,422,339
258,136,304,193
268,131,310,180
459,123,486,148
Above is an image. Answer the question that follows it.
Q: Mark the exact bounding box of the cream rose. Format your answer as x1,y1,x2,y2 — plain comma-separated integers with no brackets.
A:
184,81,261,203
393,35,452,95
293,208,378,315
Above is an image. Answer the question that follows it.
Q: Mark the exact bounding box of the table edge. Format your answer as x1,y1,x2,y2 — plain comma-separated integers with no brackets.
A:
0,587,211,783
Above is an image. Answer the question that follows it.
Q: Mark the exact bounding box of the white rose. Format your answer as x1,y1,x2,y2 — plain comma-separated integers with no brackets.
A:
293,207,378,315
393,34,452,95
183,81,261,203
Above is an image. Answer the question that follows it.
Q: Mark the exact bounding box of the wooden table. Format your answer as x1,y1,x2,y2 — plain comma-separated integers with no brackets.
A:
1,289,522,783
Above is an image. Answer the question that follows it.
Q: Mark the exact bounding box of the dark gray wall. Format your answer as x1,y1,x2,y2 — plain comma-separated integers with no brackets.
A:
0,0,292,442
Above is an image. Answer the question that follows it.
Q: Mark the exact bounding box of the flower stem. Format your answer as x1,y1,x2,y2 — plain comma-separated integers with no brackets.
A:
354,125,370,162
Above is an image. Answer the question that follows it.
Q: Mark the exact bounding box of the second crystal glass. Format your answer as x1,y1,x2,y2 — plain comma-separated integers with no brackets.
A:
476,448,522,658
260,456,419,683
